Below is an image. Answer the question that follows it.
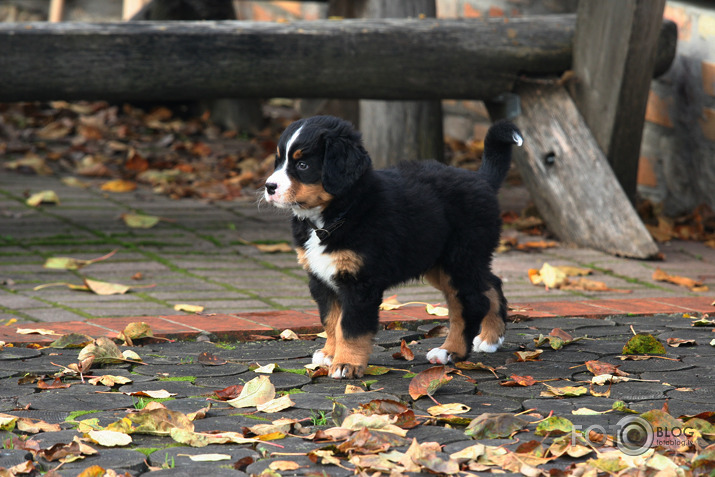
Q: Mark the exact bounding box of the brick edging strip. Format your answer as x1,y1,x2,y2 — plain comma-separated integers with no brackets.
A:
2,297,713,346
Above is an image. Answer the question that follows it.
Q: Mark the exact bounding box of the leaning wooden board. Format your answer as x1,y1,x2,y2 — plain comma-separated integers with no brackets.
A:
513,82,659,259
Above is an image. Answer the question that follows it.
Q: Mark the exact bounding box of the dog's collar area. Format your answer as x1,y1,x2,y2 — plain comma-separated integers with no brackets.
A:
303,217,346,242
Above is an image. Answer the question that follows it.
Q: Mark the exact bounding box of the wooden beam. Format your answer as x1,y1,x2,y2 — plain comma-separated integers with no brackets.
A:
514,83,659,259
0,17,575,102
569,0,667,203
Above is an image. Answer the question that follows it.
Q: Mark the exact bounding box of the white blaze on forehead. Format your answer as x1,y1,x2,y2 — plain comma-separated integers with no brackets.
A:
285,125,304,160
264,125,304,206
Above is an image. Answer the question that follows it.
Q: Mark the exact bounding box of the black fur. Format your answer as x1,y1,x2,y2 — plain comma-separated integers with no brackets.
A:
267,115,522,376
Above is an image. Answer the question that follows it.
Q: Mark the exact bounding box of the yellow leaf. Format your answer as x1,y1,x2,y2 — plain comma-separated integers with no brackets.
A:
270,461,302,471
539,263,568,288
279,329,299,340
121,213,160,228
174,304,204,313
86,430,132,447
254,242,293,253
256,395,295,413
427,403,471,416
177,453,231,462
100,179,137,193
425,303,449,317
379,295,404,310
226,375,276,409
254,363,276,374
84,278,130,295
15,328,58,335
26,190,59,207
345,384,365,394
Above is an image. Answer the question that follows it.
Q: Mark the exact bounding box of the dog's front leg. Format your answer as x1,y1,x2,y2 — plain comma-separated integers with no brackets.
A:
310,276,340,367
328,288,380,379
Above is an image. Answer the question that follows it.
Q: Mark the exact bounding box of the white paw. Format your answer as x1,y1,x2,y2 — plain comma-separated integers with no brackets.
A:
312,350,332,366
426,348,451,364
331,368,345,379
472,336,504,353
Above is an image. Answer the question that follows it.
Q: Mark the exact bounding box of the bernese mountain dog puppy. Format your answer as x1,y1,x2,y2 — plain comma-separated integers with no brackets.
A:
264,115,522,379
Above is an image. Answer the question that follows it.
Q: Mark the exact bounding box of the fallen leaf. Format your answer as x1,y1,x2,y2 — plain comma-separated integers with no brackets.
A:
279,329,299,340
256,394,294,413
535,416,574,436
86,430,132,447
585,360,630,377
465,413,528,439
653,267,709,292
379,295,404,311
254,363,276,374
622,334,666,355
101,179,137,192
254,242,293,253
666,337,697,347
169,428,262,447
49,333,94,349
87,375,133,386
408,366,453,400
128,389,176,399
121,213,160,228
26,190,60,207
514,349,543,362
84,278,131,295
541,384,588,397
226,375,276,408
392,339,415,361
425,303,449,316
174,303,204,313
78,337,124,364
43,250,117,270
178,453,231,462
427,403,471,416
500,374,538,387
16,328,58,336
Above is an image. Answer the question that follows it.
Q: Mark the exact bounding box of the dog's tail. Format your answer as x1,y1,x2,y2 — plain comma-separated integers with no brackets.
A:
476,120,523,190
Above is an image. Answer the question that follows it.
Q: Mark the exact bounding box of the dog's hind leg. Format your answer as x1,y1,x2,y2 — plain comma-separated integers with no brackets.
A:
471,276,507,353
424,267,470,364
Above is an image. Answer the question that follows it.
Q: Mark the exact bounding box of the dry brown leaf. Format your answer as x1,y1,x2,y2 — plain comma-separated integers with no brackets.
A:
652,267,708,292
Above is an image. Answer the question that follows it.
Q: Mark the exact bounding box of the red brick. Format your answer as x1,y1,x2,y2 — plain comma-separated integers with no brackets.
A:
651,297,715,314
699,107,715,142
637,156,658,188
703,61,715,97
645,90,673,128
238,310,321,334
463,3,482,18
525,301,612,318
664,5,692,42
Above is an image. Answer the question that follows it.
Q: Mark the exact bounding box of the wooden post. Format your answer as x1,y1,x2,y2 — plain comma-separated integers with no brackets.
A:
514,83,659,259
358,0,444,167
569,0,666,203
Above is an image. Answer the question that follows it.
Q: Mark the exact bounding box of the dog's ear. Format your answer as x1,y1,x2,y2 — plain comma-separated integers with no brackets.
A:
321,131,372,197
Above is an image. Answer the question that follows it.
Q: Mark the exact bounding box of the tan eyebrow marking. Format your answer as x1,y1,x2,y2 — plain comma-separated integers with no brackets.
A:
292,149,303,160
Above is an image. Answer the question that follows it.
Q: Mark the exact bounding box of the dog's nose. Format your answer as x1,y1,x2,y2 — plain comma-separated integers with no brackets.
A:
265,182,278,195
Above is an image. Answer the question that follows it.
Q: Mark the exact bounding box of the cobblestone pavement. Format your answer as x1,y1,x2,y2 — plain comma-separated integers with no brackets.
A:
2,172,715,475
2,173,714,325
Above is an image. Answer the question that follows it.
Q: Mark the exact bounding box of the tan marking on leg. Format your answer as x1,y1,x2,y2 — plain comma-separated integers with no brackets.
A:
320,301,340,358
424,267,468,359
329,313,373,379
477,287,506,345
331,250,363,276
289,182,334,209
295,247,310,271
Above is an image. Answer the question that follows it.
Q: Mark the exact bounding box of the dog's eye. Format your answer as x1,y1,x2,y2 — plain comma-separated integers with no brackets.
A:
296,161,309,171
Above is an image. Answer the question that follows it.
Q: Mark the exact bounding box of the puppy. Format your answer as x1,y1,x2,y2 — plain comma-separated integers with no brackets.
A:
264,115,522,379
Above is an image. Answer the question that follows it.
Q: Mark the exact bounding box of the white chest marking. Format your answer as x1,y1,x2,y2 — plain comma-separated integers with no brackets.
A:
303,230,338,290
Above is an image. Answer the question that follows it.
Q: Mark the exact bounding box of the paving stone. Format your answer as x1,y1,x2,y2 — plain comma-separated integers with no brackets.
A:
119,380,204,398
665,386,715,404
374,329,424,347
405,425,470,445
149,445,258,468
598,355,692,373
628,399,713,417
606,382,675,401
476,380,554,401
502,361,579,380
537,349,600,363
221,340,314,362
0,348,41,360
246,455,352,476
412,394,522,415
144,467,248,477
46,448,148,475
290,391,401,412
367,372,476,400
17,387,135,411
658,329,715,345
3,410,71,424
233,371,311,391
0,449,31,470
133,363,249,379
523,317,616,330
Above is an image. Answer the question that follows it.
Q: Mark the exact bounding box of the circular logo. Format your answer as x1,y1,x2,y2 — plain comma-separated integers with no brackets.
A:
615,416,653,456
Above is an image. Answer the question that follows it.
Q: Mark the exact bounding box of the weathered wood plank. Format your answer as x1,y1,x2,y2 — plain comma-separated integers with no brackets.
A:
0,17,576,102
514,83,659,259
569,0,667,203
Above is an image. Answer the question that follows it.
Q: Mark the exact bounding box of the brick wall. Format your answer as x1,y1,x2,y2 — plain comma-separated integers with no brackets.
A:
640,1,715,216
